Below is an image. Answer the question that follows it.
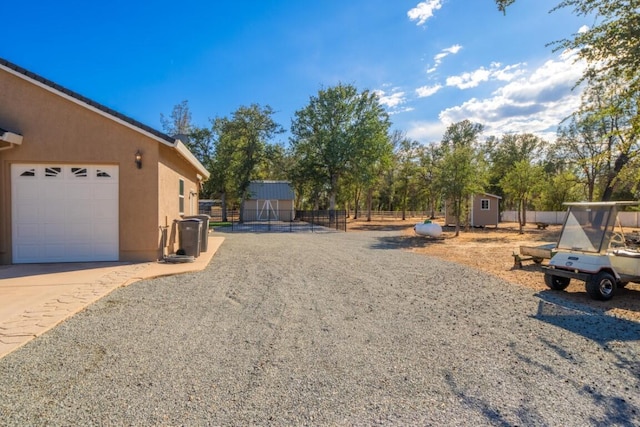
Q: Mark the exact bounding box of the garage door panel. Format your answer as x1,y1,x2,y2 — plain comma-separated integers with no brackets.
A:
44,223,66,240
67,204,93,219
68,183,94,200
15,244,41,261
15,205,39,222
94,184,118,199
15,182,40,201
15,223,40,241
45,203,66,220
44,244,66,258
12,164,119,263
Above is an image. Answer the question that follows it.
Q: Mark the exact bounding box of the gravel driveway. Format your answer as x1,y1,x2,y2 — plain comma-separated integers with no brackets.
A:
1,230,639,426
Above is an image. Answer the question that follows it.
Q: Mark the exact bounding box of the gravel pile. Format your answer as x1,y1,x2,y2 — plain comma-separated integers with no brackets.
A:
1,230,639,425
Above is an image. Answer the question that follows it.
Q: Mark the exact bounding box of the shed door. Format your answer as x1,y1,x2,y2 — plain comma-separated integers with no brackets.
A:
11,164,119,263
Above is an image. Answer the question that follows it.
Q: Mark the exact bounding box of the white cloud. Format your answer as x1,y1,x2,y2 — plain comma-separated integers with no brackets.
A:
429,44,462,73
406,120,447,143
445,62,526,89
578,25,589,33
416,84,442,98
407,0,442,26
438,50,586,138
375,89,407,108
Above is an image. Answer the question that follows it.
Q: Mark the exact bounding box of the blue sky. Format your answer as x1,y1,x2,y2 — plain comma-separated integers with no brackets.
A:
2,0,588,145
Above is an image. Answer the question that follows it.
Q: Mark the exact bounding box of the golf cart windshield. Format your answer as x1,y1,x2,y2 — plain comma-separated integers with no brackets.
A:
557,205,616,253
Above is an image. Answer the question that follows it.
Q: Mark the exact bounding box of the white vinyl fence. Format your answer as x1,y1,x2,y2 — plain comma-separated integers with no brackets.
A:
501,211,640,228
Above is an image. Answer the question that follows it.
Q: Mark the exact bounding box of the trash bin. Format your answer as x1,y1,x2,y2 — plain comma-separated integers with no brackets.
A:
185,215,210,252
178,219,202,257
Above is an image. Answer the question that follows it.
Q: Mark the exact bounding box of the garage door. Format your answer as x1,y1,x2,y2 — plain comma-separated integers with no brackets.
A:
11,164,119,263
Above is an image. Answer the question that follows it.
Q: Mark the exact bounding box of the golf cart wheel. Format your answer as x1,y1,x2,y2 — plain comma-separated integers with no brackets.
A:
586,271,616,301
544,274,570,290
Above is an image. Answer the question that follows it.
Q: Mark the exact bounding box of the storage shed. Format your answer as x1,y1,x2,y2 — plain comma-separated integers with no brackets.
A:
244,181,295,222
445,193,502,228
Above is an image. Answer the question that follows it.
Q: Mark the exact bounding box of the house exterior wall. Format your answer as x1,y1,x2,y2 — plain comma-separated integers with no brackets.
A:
0,65,169,263
158,144,201,256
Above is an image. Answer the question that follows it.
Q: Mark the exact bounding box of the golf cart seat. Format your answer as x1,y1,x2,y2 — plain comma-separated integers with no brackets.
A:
612,249,640,258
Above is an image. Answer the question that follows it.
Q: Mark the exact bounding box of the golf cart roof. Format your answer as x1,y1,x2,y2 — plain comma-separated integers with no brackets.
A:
563,201,640,207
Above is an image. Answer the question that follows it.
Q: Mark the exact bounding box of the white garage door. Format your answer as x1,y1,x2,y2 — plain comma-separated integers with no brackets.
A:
11,164,119,263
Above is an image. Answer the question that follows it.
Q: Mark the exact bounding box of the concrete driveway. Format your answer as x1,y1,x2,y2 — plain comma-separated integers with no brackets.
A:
0,236,224,358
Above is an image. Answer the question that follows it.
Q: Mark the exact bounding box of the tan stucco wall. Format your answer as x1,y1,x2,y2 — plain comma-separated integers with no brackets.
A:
0,66,201,263
158,144,201,256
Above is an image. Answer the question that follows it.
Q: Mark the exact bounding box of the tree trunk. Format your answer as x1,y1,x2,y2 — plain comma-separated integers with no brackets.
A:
221,192,228,223
454,199,461,237
518,200,524,234
366,188,373,222
239,199,245,223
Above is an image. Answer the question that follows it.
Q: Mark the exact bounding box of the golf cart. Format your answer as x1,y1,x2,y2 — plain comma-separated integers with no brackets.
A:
544,201,640,301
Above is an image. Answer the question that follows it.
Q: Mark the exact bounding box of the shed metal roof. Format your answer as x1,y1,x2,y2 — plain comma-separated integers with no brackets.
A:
248,181,294,200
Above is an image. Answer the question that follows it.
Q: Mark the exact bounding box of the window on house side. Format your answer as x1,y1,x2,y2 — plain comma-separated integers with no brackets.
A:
481,199,490,210
179,179,185,215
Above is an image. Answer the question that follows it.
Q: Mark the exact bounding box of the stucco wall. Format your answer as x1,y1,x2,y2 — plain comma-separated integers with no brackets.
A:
158,144,201,256
0,66,169,263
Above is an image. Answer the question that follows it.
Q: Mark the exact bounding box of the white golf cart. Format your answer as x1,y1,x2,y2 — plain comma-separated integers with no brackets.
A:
544,201,640,301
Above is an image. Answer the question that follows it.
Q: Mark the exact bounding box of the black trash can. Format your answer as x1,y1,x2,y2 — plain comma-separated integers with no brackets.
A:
178,219,202,257
185,215,210,252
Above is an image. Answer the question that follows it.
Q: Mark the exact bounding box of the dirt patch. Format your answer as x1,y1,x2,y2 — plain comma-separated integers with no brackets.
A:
349,217,640,322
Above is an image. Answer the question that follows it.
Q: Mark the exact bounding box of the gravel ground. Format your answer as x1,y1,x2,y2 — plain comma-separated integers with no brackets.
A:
1,230,639,426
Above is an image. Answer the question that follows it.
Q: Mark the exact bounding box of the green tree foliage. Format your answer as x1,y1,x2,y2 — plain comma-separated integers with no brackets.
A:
417,143,442,219
537,170,583,210
212,104,283,221
394,137,422,220
290,83,392,210
438,120,486,236
484,133,546,207
553,78,640,201
500,160,545,233
496,0,640,140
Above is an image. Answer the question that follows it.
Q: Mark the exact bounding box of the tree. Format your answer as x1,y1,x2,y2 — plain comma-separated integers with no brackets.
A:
290,83,392,211
161,100,192,137
500,160,545,233
394,137,422,221
554,79,640,201
537,170,582,210
212,104,283,222
437,120,486,236
496,1,640,135
417,143,442,219
484,133,546,201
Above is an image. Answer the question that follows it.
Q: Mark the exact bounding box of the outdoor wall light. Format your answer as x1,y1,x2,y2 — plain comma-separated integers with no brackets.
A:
135,150,142,169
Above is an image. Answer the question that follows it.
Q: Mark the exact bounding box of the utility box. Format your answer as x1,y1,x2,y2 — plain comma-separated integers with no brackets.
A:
184,215,210,252
178,219,202,257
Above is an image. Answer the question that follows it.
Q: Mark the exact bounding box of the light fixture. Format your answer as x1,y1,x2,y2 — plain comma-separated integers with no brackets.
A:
135,150,142,169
